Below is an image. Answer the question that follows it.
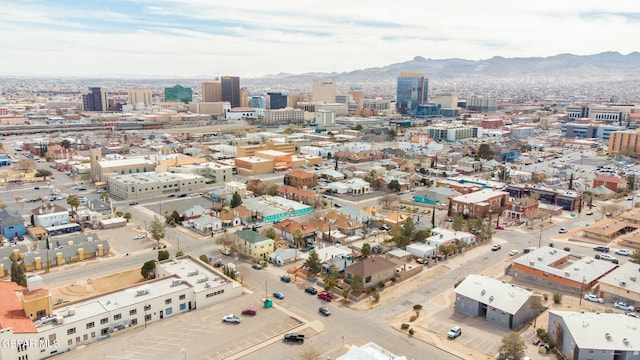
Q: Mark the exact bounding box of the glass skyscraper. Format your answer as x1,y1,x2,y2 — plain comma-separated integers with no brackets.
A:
396,72,427,115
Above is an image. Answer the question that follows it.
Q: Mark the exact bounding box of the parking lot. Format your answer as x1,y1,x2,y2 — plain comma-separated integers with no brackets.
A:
57,292,305,360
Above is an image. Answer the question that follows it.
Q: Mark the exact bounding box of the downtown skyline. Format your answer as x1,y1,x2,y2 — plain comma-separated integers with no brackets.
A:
1,0,640,78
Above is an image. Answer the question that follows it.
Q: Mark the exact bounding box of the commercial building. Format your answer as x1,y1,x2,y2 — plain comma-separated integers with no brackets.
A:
31,204,69,228
167,162,234,184
221,76,240,107
448,189,509,219
201,81,222,102
338,342,407,360
234,156,274,176
505,184,582,211
0,256,242,360
248,96,266,109
0,208,26,240
547,311,640,360
608,130,640,156
243,196,313,223
396,72,426,115
127,89,152,107
267,92,287,109
597,262,640,305
311,79,336,103
89,149,157,183
236,140,295,157
82,87,107,112
507,246,617,294
466,95,497,112
562,122,625,141
344,256,397,290
454,274,540,330
284,170,318,189
106,172,205,200
263,108,305,125
164,85,192,104
424,123,482,141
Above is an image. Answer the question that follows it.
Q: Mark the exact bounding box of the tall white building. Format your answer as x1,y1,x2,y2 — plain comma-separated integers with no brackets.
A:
312,79,336,103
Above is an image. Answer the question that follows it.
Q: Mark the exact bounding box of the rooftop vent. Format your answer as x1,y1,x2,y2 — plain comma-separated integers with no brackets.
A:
481,289,486,295
630,275,637,282
135,288,149,297
489,296,494,302
605,333,611,340
187,270,199,276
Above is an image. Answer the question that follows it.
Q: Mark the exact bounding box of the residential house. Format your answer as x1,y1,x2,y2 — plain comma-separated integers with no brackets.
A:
87,200,111,215
503,197,539,222
593,175,627,194
344,256,397,290
30,204,69,227
455,166,475,176
457,156,482,172
547,311,640,360
182,205,211,221
183,214,222,234
597,262,640,305
454,274,540,330
217,208,242,227
268,248,299,266
0,209,26,240
277,185,320,205
582,218,636,242
413,187,462,205
272,219,317,245
232,230,274,260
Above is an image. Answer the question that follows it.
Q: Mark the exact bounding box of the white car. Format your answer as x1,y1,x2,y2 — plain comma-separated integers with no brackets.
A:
584,294,605,304
614,302,635,311
133,235,145,240
509,249,519,256
615,249,631,256
222,314,241,323
598,253,617,262
558,227,568,233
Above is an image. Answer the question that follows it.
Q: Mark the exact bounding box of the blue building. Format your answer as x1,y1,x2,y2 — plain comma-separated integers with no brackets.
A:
267,92,287,110
0,154,11,167
248,96,266,109
0,209,26,240
396,72,427,115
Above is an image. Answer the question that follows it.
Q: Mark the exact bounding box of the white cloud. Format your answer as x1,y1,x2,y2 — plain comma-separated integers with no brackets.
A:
1,0,639,77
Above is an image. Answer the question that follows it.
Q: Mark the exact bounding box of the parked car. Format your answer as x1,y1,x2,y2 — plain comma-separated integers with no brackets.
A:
34,186,40,190
222,314,241,323
317,292,333,302
252,264,263,270
447,326,462,339
167,194,176,198
584,294,605,304
178,193,187,198
586,210,594,215
280,275,291,283
558,228,568,233
319,306,331,316
129,201,139,205
133,235,145,240
241,308,257,316
283,333,305,343
491,244,502,251
593,245,610,253
495,225,504,230
614,302,635,311
379,224,390,231
626,312,639,318
509,249,519,256
597,253,617,262
304,287,318,295
273,291,285,299
615,249,631,256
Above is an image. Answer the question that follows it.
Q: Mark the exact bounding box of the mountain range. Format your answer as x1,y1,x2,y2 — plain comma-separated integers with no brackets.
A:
259,52,640,82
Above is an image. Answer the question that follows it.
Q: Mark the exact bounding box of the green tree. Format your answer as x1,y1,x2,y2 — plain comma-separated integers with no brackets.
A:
292,229,304,248
149,215,166,247
304,250,323,275
17,158,36,173
265,227,277,240
387,180,401,192
477,143,494,160
350,274,363,293
199,254,210,264
10,255,26,286
414,229,430,242
60,139,72,149
175,250,184,257
451,215,464,231
568,173,574,190
35,169,52,180
267,184,279,196
361,242,372,258
342,288,350,300
66,195,80,213
402,217,416,239
158,250,170,261
123,212,132,223
629,249,640,264
496,332,526,360
552,291,563,304
141,260,156,279
100,192,110,203
230,192,242,208
497,167,510,182
324,275,337,293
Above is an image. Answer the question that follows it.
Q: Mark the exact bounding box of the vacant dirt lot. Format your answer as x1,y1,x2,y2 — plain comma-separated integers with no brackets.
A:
50,269,144,305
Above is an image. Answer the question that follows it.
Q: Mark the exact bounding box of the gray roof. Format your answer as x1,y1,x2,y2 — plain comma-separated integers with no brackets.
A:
598,262,640,294
0,209,24,227
549,311,640,351
455,274,533,315
512,246,617,283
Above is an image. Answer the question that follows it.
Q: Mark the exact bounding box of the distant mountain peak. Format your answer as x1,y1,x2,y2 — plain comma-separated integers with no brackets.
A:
412,56,427,62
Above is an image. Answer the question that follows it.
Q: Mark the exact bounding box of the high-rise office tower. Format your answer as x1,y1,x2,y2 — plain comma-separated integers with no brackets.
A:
348,86,364,104
312,79,336,103
82,87,107,112
396,72,427,115
221,76,240,107
201,81,222,102
267,92,287,109
248,96,266,109
165,85,193,104
128,89,152,106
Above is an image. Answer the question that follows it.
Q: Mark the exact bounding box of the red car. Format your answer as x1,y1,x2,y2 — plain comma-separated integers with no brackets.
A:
317,292,333,302
241,308,256,316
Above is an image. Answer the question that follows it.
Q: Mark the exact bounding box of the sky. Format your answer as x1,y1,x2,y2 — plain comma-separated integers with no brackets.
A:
2,0,640,78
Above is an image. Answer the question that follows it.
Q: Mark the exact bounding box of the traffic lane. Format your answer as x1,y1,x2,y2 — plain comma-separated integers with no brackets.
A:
56,292,303,360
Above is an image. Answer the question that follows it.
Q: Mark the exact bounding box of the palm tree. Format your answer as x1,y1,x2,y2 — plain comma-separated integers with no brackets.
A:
66,195,80,213
100,192,110,203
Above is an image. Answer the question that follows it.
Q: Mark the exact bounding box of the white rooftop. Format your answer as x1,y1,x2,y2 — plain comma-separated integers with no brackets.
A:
299,244,353,261
99,157,154,167
455,274,533,314
598,262,640,294
337,341,407,360
108,171,204,184
451,189,509,204
157,257,234,293
549,311,640,351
